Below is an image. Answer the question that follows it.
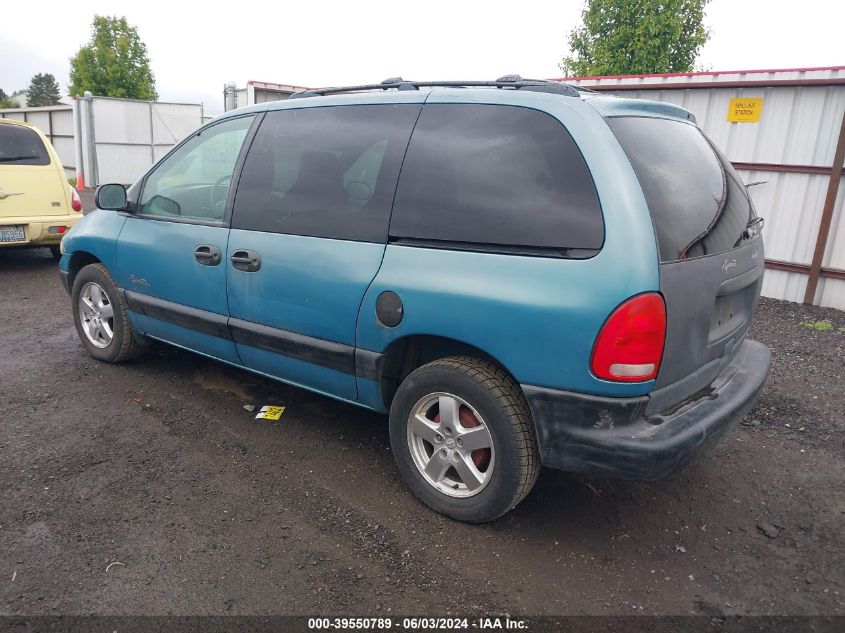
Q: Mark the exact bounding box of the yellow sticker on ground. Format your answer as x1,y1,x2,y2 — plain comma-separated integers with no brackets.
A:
728,98,763,122
255,405,285,421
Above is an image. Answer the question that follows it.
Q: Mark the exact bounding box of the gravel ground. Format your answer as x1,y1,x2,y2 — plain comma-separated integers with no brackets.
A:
0,248,843,617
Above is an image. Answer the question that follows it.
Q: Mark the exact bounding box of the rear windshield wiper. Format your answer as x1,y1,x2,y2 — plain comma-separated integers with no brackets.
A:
745,216,764,237
733,216,765,248
0,155,39,162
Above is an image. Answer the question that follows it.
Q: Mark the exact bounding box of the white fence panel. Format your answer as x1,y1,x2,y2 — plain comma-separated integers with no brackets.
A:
93,98,153,144
51,136,75,170
52,109,74,136
151,103,201,145
88,97,203,185
25,111,50,131
95,144,156,185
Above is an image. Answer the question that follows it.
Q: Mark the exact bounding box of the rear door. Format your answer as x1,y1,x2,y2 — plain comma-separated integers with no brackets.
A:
226,104,421,399
607,116,764,414
0,123,68,220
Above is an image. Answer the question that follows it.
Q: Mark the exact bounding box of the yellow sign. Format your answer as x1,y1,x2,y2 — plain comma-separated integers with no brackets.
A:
728,98,763,122
255,405,285,421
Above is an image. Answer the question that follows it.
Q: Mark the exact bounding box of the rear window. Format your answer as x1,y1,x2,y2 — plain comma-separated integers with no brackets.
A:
389,104,604,254
0,124,50,166
608,117,753,262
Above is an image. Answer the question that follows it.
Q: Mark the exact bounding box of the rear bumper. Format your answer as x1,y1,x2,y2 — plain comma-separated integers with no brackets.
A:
522,339,771,481
0,213,82,246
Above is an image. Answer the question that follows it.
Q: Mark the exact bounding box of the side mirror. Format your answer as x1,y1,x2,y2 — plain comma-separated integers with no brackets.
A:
95,183,128,211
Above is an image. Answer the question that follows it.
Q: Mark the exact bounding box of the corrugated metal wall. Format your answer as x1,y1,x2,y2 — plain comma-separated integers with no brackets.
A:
567,67,845,310
2,99,203,185
89,97,203,185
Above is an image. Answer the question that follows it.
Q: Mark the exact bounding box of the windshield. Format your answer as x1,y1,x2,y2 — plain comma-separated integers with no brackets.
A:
608,116,754,262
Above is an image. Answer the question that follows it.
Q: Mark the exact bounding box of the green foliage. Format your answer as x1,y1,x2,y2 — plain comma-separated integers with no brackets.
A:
27,73,62,107
0,88,19,109
801,319,834,332
561,0,711,76
69,15,158,100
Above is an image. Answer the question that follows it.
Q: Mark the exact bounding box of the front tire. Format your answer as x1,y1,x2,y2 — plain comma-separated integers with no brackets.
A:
71,263,143,363
389,357,540,523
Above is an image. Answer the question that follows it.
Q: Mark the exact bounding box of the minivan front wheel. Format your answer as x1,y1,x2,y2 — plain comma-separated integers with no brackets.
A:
389,357,540,523
71,263,143,363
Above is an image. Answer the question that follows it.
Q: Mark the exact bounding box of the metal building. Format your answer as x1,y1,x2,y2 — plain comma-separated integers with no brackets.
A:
562,66,845,310
223,80,310,111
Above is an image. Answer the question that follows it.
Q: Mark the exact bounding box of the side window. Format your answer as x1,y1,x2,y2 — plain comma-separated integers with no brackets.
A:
390,104,604,252
139,115,254,222
231,105,421,242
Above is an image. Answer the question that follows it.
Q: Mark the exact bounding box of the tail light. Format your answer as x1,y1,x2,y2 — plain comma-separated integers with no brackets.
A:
70,188,82,212
591,293,666,382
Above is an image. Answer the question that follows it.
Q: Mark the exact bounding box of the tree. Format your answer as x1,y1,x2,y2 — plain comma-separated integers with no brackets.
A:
561,0,710,77
0,89,20,109
69,15,158,100
26,73,62,106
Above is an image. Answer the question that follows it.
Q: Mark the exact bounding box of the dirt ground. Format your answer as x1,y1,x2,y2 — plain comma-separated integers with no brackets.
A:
1,247,843,617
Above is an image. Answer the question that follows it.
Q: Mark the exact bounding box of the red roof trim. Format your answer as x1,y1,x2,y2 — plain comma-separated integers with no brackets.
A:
553,65,845,82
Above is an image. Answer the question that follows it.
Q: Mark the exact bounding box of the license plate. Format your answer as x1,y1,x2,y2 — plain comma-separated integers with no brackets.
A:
0,225,26,242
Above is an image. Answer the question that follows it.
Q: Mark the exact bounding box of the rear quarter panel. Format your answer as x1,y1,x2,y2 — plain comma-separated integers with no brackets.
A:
356,89,661,402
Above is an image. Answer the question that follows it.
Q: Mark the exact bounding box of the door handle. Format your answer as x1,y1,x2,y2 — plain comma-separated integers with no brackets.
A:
194,244,222,266
230,249,261,272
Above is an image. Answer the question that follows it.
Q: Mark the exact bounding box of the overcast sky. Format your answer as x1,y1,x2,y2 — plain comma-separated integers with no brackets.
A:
2,0,842,114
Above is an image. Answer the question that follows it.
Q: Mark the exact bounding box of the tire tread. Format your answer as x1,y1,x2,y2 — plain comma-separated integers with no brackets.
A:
418,356,540,517
74,263,142,362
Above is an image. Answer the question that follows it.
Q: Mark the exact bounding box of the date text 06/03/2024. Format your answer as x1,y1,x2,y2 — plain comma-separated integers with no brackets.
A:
307,617,528,630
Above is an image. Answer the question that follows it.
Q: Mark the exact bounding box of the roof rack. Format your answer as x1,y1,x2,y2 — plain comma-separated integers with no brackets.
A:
289,75,582,99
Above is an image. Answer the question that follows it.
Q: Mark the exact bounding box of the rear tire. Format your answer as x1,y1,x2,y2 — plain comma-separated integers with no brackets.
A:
389,356,540,523
49,245,61,260
71,263,143,363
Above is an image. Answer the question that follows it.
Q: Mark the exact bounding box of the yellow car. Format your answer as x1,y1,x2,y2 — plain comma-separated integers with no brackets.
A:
0,118,83,258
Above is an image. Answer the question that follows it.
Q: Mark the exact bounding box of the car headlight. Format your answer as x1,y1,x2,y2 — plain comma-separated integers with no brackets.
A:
59,235,67,255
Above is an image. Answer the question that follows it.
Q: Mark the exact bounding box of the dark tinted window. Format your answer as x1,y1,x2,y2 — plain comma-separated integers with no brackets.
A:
608,117,754,262
0,124,50,165
232,105,420,242
389,104,604,252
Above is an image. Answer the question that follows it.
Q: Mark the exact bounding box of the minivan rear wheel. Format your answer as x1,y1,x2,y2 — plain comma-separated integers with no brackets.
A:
71,263,143,363
389,357,539,522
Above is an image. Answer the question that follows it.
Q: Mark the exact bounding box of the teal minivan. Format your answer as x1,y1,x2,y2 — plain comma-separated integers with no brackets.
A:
59,77,770,522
